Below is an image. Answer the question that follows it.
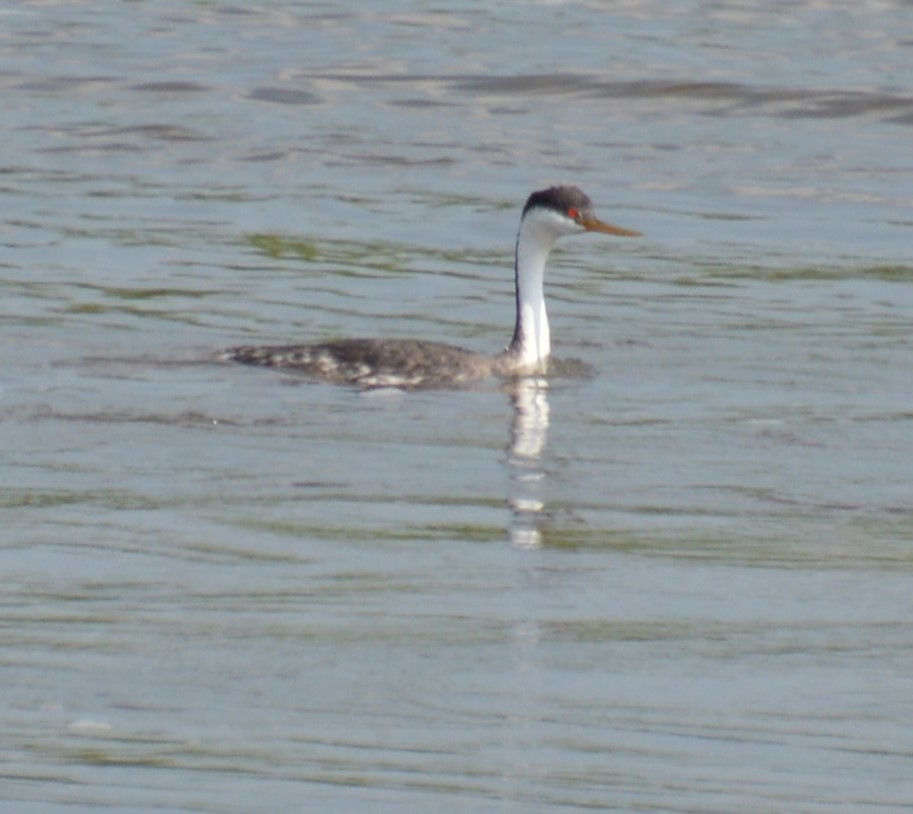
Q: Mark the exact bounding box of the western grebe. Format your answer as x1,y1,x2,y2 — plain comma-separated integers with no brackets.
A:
226,186,640,387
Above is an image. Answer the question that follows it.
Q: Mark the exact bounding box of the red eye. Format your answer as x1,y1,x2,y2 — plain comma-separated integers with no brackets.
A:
567,207,580,220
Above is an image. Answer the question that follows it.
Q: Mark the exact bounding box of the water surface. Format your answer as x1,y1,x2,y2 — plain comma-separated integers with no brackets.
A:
2,2,913,812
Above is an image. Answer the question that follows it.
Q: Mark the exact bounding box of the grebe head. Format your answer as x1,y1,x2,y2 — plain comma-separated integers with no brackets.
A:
520,185,642,241
508,186,640,369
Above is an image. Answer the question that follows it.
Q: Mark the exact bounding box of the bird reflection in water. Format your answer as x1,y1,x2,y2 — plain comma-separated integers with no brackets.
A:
505,377,550,549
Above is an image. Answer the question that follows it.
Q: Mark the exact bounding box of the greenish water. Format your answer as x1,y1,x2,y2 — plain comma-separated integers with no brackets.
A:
2,2,913,813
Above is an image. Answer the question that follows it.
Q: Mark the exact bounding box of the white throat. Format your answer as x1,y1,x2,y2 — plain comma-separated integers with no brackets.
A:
508,208,580,367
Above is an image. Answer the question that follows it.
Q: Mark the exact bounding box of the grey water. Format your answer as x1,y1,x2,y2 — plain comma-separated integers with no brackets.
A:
2,2,913,812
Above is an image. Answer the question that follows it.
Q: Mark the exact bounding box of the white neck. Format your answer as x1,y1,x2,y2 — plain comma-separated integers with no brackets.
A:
507,209,574,367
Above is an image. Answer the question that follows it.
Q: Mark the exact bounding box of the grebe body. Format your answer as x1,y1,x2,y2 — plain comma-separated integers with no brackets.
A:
227,186,639,387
